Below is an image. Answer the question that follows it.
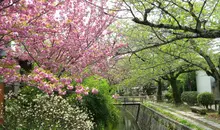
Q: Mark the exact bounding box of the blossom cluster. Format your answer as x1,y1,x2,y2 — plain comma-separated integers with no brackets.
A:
0,58,21,84
25,67,98,99
3,93,94,129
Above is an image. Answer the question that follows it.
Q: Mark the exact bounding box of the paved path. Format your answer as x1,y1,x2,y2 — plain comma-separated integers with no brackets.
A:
149,102,220,130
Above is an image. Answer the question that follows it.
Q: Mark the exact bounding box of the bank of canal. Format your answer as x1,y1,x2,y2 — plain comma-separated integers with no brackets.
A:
115,104,192,130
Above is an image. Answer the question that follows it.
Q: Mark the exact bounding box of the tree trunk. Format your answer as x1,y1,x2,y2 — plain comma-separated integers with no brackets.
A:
170,78,182,105
218,57,220,114
157,79,163,102
217,76,220,114
0,82,4,125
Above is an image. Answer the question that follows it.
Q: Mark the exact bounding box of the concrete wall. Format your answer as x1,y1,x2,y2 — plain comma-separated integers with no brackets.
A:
123,104,191,130
196,71,212,93
196,71,220,98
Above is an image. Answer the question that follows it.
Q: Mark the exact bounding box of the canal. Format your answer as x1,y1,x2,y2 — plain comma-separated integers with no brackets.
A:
115,107,140,130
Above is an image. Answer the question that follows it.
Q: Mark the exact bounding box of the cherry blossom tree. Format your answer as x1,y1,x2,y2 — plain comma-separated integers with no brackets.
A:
0,0,123,95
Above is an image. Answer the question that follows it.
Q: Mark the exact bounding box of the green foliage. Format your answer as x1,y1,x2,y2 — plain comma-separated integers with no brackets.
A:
164,86,173,102
179,72,197,91
197,92,214,109
181,91,198,106
18,86,44,103
143,82,157,96
3,86,94,130
81,76,120,130
0,76,3,82
164,92,173,103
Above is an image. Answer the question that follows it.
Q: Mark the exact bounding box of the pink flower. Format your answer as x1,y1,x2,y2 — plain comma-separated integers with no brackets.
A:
60,78,66,83
91,88,98,94
50,78,58,83
83,91,88,95
59,90,66,95
76,95,82,101
67,85,73,90
75,78,82,83
14,65,21,70
75,85,83,90
57,84,64,89
65,79,72,85
33,68,40,74
75,89,82,94
33,76,41,82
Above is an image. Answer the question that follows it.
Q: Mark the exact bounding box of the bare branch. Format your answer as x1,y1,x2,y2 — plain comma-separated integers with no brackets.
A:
207,0,219,20
123,0,136,18
154,1,182,28
116,33,201,55
198,0,207,20
20,42,40,67
0,0,20,12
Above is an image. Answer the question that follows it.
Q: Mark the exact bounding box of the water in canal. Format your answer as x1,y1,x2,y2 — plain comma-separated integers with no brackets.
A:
115,109,140,130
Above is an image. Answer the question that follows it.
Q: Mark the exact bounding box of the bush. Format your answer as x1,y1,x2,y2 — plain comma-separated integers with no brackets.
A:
164,92,173,102
3,87,94,130
181,91,198,106
80,76,120,130
197,92,214,109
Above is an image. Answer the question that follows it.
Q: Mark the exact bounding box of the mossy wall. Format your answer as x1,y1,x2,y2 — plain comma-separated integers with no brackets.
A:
123,104,191,130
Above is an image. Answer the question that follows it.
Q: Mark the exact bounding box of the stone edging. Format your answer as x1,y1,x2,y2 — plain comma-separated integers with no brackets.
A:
124,104,192,130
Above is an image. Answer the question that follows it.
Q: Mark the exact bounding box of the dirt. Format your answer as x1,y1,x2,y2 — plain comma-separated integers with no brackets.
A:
206,113,220,124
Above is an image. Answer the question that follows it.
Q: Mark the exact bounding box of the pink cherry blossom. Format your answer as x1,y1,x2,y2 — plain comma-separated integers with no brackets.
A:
83,91,89,95
91,88,98,95
76,95,82,101
75,78,82,83
67,85,73,90
0,0,124,96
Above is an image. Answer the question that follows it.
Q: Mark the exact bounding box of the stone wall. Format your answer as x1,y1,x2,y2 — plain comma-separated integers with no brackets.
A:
123,104,191,130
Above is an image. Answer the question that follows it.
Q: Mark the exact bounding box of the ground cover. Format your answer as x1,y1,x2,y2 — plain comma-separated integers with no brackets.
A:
155,101,220,124
205,112,220,124
144,102,203,130
144,101,220,130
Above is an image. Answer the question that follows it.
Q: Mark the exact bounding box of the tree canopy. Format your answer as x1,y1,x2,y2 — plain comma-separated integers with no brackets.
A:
120,0,220,51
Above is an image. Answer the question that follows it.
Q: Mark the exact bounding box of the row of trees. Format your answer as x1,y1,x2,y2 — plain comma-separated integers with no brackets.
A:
0,0,220,120
108,0,220,113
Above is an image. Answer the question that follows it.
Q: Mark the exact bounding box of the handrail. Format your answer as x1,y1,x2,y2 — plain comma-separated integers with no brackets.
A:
116,96,147,103
117,96,147,98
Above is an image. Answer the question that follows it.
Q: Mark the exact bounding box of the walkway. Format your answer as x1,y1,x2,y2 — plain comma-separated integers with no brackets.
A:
149,102,220,130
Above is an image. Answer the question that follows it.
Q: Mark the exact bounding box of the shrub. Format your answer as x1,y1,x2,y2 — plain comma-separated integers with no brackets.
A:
3,87,94,130
181,91,198,106
164,92,173,102
197,92,214,109
80,76,120,130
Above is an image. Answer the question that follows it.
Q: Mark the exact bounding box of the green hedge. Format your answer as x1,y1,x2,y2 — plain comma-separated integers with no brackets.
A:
181,91,198,106
197,92,214,109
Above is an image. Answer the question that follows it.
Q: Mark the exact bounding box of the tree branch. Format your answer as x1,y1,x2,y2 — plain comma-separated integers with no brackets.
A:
116,33,201,55
154,1,181,28
0,0,20,12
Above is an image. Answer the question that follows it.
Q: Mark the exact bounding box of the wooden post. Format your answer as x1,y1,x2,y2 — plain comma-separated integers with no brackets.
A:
0,82,4,125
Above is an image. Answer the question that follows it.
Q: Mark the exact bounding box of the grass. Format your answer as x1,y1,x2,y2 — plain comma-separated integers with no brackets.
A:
157,102,191,112
205,112,220,124
151,101,220,124
144,102,204,130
